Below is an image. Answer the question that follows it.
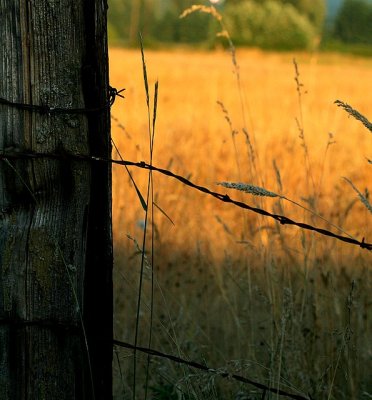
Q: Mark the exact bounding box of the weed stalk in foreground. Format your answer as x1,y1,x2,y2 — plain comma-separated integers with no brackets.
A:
133,34,159,400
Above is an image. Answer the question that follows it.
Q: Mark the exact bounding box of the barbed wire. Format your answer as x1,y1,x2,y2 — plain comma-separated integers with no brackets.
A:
0,149,371,251
0,86,124,115
113,339,312,400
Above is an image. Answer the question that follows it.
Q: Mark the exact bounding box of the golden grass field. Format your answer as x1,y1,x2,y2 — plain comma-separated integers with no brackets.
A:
109,48,372,399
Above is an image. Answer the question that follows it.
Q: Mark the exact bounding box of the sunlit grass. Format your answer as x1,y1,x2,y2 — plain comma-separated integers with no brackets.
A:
110,47,372,399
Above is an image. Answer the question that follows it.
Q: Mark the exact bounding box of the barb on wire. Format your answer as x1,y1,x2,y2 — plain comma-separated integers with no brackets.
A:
0,149,370,251
113,339,311,400
0,85,125,115
109,86,126,106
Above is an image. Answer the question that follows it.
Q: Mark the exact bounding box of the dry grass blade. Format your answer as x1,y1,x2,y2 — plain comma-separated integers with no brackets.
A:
112,138,147,212
154,202,175,226
293,58,304,99
217,101,236,135
111,114,131,139
293,59,316,196
343,177,372,215
139,33,150,108
134,35,154,400
151,81,159,155
180,4,236,68
335,100,372,132
273,160,283,193
179,5,222,21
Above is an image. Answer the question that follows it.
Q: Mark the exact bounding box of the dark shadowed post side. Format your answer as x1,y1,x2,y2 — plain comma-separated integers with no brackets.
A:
0,1,112,399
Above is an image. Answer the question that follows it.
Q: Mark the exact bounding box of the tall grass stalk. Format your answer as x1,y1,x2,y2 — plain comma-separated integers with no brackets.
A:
216,100,241,178
316,132,336,201
293,59,316,197
126,234,184,351
133,35,158,400
327,281,355,400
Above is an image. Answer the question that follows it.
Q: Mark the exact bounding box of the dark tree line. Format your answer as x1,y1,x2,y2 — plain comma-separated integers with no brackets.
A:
333,0,372,44
108,0,326,49
108,0,372,50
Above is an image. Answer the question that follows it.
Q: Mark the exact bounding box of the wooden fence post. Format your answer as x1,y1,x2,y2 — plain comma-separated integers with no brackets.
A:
0,1,112,398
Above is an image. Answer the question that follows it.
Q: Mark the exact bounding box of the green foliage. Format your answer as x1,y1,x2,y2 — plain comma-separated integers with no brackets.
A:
107,22,119,44
108,0,215,46
282,0,326,32
107,0,131,44
106,0,325,49
224,0,317,50
250,0,326,33
150,7,213,44
333,0,372,44
321,39,372,57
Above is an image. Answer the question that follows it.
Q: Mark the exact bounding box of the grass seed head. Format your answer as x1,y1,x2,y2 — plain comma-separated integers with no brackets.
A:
180,5,222,21
335,100,372,132
344,177,372,215
217,182,278,198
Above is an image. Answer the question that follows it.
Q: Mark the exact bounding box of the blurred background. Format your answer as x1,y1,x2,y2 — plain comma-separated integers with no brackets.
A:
108,0,372,55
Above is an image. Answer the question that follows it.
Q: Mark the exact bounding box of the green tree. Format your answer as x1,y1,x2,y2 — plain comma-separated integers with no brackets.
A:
108,0,131,43
155,10,212,43
107,0,219,45
333,0,372,44
285,0,326,32
224,0,316,50
108,0,155,45
107,0,326,47
246,0,326,32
